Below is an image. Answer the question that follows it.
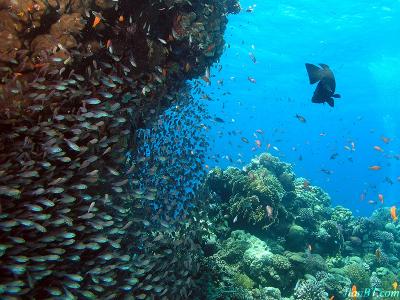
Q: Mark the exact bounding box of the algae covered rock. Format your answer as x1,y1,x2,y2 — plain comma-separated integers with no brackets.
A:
342,261,370,288
207,161,285,234
315,220,344,255
331,205,354,237
286,224,307,250
285,251,327,275
253,286,282,300
219,230,253,264
315,271,351,300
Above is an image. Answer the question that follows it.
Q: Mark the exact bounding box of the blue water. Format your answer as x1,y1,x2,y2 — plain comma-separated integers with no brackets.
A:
199,0,400,216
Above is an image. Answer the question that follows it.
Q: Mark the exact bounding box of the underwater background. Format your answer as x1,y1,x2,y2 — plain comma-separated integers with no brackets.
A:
203,0,400,217
0,0,400,299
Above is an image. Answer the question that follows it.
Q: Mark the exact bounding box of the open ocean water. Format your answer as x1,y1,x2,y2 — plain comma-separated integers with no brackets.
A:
202,0,400,217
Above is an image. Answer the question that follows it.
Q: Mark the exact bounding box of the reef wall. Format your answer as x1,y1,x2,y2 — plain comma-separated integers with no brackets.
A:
0,0,239,298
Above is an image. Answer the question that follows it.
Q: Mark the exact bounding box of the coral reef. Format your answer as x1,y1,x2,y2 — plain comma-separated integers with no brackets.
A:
293,278,328,300
201,152,400,299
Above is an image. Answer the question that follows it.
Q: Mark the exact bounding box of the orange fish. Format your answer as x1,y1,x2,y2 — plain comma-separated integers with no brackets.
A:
381,136,391,144
206,44,215,52
255,139,262,148
92,16,101,28
202,75,210,84
33,63,49,69
351,285,357,300
303,180,310,190
118,15,124,22
369,165,381,171
360,192,366,201
378,194,384,204
184,62,191,72
373,146,384,152
329,296,334,300
393,281,398,290
390,206,398,222
106,39,112,49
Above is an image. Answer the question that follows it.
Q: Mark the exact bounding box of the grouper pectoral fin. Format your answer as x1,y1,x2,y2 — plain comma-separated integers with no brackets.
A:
305,63,323,84
312,81,326,101
326,98,334,107
332,94,341,98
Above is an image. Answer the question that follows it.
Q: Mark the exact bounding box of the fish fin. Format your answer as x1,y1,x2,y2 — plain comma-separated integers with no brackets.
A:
312,81,326,101
305,63,323,84
333,93,341,98
319,63,330,69
326,98,334,107
311,97,321,103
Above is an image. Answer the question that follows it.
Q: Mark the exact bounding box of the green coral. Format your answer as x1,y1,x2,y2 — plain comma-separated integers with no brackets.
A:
343,263,370,288
278,172,296,192
286,225,307,251
315,271,351,300
315,220,344,254
375,267,397,291
226,167,282,232
331,206,354,237
233,273,255,290
285,252,327,275
252,153,293,176
296,208,315,228
294,180,331,209
263,254,295,290
218,230,253,264
253,287,282,300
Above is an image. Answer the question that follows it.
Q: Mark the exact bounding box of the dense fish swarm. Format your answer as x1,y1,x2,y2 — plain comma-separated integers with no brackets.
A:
0,0,239,298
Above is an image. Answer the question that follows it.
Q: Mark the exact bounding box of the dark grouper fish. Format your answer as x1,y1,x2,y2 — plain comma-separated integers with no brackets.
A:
305,63,341,107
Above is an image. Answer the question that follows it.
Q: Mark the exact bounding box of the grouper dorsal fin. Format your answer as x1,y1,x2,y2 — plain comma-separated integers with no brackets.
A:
305,63,323,84
319,63,330,69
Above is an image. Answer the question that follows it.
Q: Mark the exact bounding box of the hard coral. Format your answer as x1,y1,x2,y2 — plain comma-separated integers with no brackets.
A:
315,220,344,255
331,205,354,236
315,271,351,300
343,263,370,288
233,273,255,290
286,224,307,251
293,279,328,300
